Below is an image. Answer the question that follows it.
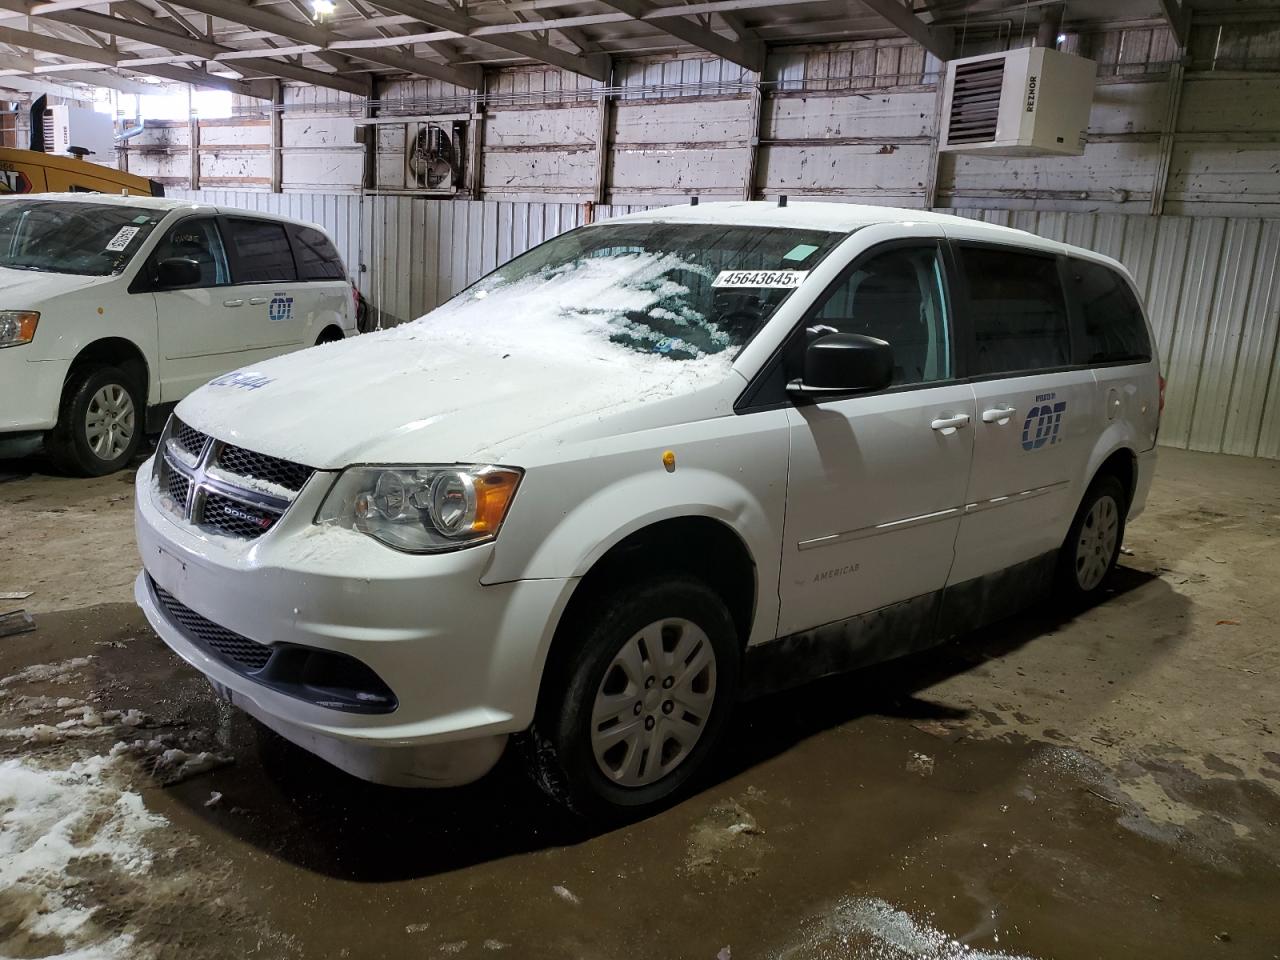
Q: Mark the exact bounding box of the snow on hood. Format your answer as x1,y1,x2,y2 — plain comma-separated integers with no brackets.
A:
0,265,107,303
177,253,740,469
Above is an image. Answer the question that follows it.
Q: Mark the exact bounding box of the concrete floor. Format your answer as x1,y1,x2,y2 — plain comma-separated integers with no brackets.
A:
1,446,1278,959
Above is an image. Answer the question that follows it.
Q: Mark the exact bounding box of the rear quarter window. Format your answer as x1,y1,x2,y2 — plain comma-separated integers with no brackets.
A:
291,225,346,281
1071,259,1152,364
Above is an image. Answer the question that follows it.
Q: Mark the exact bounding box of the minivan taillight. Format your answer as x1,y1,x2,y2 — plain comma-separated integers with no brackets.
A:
1158,375,1166,415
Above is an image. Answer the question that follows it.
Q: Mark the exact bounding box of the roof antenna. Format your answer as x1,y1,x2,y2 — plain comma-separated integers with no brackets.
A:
778,195,788,208
690,195,699,206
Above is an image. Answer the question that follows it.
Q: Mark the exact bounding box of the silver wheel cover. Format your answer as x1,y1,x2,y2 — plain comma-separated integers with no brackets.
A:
84,383,136,462
590,618,717,788
1075,494,1120,591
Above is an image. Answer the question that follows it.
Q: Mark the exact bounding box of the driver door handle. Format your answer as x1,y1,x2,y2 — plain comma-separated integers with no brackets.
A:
982,405,1017,424
223,298,244,308
931,413,971,433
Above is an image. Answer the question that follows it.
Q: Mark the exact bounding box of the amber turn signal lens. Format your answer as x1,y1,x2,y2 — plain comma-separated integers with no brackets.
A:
472,469,521,533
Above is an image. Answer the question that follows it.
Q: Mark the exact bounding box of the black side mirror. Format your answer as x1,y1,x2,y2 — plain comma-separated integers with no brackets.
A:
155,257,201,289
787,333,893,399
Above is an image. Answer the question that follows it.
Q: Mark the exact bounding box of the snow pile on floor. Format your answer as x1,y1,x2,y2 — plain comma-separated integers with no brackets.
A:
0,658,94,689
772,897,1039,960
0,754,165,960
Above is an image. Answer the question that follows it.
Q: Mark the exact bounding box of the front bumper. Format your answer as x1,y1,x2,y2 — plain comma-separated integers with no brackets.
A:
134,455,574,787
0,355,68,433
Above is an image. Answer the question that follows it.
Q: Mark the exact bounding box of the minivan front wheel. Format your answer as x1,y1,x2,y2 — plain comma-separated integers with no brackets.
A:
526,578,739,817
47,365,143,477
1057,474,1127,601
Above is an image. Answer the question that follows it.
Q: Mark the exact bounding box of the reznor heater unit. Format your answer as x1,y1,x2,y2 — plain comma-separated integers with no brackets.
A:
939,47,1096,157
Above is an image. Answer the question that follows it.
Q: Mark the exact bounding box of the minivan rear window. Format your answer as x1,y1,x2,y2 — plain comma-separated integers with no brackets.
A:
226,218,296,283
960,246,1072,376
292,225,345,281
1071,259,1151,364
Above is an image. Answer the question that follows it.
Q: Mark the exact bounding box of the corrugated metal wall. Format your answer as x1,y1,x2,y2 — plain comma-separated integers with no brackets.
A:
172,189,1280,460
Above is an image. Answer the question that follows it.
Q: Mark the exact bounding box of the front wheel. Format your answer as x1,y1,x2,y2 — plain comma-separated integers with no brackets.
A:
524,578,740,817
46,365,143,477
1056,474,1127,602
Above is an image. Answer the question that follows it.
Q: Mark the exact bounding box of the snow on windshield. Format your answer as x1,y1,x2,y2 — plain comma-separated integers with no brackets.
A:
383,249,738,389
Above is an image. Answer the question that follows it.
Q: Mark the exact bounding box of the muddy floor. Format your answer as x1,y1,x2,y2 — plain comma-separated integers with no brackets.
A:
1,446,1278,960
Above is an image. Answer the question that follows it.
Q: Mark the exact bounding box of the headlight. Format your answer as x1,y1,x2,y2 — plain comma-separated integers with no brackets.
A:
0,311,39,349
315,464,522,553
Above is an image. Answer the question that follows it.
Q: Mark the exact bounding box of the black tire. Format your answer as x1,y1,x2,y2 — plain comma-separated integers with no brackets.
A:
1055,474,1128,603
316,326,344,345
524,577,740,818
46,365,143,477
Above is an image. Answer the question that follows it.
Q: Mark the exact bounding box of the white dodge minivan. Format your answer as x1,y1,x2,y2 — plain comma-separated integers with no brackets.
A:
0,194,356,475
134,202,1160,815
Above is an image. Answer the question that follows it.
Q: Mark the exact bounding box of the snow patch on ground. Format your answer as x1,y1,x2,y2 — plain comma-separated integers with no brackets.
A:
0,754,165,960
772,897,1039,960
0,658,94,688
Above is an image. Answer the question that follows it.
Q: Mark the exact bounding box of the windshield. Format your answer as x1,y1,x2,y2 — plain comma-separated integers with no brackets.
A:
455,221,845,361
0,200,164,276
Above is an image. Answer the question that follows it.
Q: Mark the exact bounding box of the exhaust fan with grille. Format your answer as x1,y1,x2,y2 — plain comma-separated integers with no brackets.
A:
939,47,1096,157
405,121,465,193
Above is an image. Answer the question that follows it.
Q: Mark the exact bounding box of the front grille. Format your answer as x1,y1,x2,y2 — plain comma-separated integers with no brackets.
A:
156,416,315,541
201,491,279,539
217,444,312,493
152,580,272,671
173,421,209,459
165,469,191,511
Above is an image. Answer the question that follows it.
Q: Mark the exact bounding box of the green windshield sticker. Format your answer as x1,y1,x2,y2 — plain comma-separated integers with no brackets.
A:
783,243,819,262
133,215,151,224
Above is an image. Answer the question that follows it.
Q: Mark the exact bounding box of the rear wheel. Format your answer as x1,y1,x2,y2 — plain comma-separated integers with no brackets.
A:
1056,474,1127,601
524,578,739,817
46,365,143,477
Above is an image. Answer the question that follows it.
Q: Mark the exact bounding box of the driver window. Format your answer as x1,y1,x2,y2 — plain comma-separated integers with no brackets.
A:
799,245,952,387
152,218,230,287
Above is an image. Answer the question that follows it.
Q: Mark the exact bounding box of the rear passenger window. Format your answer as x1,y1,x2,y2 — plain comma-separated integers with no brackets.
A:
292,226,346,281
226,219,296,283
960,246,1072,376
1072,259,1151,364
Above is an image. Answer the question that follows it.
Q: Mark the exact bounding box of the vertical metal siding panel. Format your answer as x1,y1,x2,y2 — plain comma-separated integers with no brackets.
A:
436,201,454,313
1091,214,1127,261
397,197,414,321
1225,221,1280,457
1189,218,1261,452
481,201,499,276
423,200,441,313
1145,218,1192,369
467,201,486,288
449,200,470,298
496,201,513,268
1118,215,1159,295
408,198,427,320
1162,218,1227,448
1064,214,1096,251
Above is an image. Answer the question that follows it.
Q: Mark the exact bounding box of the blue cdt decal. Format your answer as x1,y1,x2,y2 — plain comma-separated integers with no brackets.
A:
268,294,294,322
210,370,275,391
1022,392,1067,450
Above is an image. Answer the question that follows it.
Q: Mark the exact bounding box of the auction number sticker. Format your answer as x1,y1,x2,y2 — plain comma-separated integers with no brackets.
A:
105,226,140,252
712,270,809,289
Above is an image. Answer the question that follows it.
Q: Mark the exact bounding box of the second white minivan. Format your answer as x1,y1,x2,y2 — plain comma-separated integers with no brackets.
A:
134,201,1160,816
0,194,356,475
